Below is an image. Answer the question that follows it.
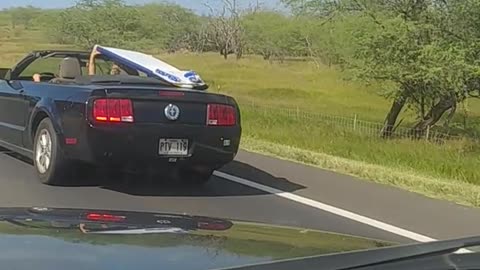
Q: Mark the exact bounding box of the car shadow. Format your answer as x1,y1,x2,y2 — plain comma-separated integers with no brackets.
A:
99,160,306,197
1,148,306,197
3,150,33,166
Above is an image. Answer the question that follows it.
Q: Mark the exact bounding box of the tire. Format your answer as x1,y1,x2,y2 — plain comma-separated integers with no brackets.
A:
33,118,70,185
180,169,213,186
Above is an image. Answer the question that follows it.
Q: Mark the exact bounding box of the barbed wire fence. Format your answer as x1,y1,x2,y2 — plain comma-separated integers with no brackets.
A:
239,101,473,143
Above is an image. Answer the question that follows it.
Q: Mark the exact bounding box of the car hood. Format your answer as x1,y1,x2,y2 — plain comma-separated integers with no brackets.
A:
0,207,396,270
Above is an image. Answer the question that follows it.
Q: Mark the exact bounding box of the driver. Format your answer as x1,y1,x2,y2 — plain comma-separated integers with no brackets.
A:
32,73,42,83
31,57,75,83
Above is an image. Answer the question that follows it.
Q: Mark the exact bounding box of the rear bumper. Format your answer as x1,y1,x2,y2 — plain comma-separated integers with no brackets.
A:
64,122,241,172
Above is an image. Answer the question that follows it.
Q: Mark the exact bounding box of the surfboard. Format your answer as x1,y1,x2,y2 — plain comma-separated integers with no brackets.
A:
95,45,206,89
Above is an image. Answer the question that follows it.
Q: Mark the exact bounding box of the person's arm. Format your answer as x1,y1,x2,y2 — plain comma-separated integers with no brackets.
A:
88,45,101,75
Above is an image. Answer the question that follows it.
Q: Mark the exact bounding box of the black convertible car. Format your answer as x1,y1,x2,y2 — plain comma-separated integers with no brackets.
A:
0,46,241,185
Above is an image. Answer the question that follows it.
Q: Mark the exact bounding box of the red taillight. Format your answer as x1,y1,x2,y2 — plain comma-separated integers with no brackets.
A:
93,99,108,121
86,213,126,222
93,99,134,123
207,104,236,126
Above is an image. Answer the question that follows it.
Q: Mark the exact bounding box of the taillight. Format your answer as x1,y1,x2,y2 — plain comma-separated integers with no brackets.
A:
207,104,236,126
86,213,126,222
93,99,134,123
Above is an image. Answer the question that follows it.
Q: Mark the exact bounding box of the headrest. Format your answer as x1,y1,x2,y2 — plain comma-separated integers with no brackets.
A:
59,57,82,79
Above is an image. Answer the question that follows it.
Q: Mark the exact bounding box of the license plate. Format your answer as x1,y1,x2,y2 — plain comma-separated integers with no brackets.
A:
158,139,189,156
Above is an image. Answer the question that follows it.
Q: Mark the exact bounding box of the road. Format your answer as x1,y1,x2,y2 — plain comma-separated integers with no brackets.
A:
1,147,480,244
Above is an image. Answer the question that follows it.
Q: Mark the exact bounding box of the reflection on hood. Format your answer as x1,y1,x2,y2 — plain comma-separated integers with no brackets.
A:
0,207,395,270
79,224,189,235
0,207,234,235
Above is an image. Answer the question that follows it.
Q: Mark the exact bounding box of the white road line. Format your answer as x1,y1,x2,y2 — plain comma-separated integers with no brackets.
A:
215,170,474,253
214,170,436,242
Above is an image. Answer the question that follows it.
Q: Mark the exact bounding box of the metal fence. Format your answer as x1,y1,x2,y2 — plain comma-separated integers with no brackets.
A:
240,101,470,143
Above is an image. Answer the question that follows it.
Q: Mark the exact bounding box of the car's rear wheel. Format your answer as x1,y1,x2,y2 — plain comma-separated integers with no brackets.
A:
34,118,70,185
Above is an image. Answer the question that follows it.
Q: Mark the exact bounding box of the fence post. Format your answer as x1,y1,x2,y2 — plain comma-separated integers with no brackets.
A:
353,114,358,131
296,106,300,119
425,125,430,141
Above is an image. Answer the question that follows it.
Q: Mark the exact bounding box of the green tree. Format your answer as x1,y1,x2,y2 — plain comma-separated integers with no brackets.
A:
283,0,480,136
5,6,42,29
135,3,200,51
242,12,306,61
55,0,142,48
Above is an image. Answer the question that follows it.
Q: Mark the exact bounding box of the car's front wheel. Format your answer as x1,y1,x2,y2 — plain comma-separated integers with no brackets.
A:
33,118,70,185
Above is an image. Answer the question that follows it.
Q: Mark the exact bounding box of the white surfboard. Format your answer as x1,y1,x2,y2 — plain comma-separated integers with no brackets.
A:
95,45,206,89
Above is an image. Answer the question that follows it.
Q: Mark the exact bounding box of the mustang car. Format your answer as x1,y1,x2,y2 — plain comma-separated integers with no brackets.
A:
0,45,241,185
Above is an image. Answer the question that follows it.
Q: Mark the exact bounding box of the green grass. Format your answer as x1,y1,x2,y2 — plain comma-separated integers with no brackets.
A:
2,26,480,206
158,53,480,205
240,107,480,184
241,137,480,207
236,106,480,207
160,52,480,136
159,53,395,122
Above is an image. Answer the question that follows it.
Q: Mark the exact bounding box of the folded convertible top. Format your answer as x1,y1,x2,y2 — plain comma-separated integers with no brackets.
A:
95,45,207,89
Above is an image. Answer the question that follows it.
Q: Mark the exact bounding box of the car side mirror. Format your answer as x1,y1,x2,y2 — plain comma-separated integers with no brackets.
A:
0,68,11,80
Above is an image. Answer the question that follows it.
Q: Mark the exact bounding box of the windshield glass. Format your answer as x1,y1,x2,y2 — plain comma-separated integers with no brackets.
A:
0,0,479,269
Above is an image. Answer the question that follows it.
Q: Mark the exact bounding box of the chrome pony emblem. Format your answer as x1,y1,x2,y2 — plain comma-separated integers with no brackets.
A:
164,104,180,121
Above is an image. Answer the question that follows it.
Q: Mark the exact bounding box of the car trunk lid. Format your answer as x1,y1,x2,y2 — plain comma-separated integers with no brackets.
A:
90,87,238,126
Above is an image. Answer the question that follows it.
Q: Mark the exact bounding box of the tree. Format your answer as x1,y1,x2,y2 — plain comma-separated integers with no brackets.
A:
55,0,142,48
204,0,246,59
243,12,292,60
135,3,200,51
5,6,41,29
283,0,480,137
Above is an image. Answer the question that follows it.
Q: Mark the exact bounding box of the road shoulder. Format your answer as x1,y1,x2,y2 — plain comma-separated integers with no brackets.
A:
222,144,480,240
239,137,480,208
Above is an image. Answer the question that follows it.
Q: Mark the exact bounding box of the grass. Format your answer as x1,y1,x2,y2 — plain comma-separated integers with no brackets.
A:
159,53,395,122
237,106,480,207
1,26,480,206
158,52,480,206
160,52,480,135
239,108,480,184
241,137,480,207
159,53,480,206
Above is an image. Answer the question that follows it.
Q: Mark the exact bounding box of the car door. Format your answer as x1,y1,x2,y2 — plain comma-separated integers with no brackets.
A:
0,79,28,147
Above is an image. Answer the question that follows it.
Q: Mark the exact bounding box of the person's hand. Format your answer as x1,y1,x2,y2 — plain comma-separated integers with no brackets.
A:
91,46,101,56
33,73,41,82
79,223,87,233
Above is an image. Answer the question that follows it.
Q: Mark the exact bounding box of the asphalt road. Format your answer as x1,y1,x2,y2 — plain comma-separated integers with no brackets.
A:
1,147,480,244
